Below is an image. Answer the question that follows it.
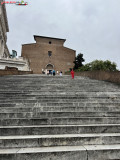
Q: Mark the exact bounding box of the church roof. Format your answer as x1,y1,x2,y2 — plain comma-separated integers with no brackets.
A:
34,35,66,42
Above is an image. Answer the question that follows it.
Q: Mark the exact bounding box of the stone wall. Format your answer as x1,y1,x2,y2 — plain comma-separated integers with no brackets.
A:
0,69,33,76
66,71,120,84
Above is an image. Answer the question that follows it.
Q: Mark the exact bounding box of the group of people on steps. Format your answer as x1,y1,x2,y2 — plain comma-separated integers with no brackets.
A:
48,69,74,79
42,68,75,79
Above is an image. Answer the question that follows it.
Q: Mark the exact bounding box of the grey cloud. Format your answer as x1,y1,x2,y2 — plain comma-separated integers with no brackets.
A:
6,0,120,69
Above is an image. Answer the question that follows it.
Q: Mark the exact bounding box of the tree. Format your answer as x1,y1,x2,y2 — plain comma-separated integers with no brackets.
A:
78,60,118,71
73,53,85,70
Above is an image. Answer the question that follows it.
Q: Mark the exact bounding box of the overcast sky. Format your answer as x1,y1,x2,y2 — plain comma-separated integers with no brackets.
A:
6,0,120,69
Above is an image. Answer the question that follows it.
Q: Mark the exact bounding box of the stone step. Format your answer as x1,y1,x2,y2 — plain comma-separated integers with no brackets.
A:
1,117,120,126
0,96,119,99
0,102,120,108
32,112,120,118
0,145,120,160
0,91,120,95
0,133,120,148
0,112,120,118
0,99,118,105
0,95,120,101
0,100,120,104
0,97,119,102
35,102,120,107
0,80,111,83
0,87,119,90
0,107,32,113
0,85,116,88
0,90,120,97
0,84,115,88
0,95,120,99
0,88,119,92
0,82,115,84
33,106,120,112
0,87,118,90
0,106,120,113
0,78,111,81
0,124,120,136
0,78,115,81
0,78,107,82
7,84,115,88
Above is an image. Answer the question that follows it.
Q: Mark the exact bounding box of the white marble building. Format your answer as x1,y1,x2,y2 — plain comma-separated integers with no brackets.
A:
0,56,31,71
0,0,9,58
0,1,30,71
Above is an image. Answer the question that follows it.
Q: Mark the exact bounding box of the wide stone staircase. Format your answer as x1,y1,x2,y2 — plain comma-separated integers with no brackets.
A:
0,75,120,160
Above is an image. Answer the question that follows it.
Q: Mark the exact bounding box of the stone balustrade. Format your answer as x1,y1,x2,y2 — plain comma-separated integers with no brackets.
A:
0,56,31,71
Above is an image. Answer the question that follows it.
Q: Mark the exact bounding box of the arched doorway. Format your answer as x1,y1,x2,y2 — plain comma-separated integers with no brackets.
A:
45,64,54,74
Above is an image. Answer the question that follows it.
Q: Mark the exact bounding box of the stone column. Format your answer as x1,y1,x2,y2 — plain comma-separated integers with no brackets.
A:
0,39,4,57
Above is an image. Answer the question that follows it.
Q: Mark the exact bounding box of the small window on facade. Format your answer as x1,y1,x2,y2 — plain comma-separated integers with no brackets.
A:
49,41,52,44
48,51,52,57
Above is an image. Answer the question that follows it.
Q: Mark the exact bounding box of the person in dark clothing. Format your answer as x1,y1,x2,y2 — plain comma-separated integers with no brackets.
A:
53,70,56,76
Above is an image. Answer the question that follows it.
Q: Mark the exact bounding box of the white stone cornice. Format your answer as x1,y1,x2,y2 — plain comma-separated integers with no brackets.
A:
0,58,31,71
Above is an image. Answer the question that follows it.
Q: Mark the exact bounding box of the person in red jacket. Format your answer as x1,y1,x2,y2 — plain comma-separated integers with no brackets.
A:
71,69,74,79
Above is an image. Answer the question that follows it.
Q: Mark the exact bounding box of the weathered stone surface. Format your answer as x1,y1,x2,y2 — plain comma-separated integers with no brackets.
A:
0,133,120,148
0,75,120,159
0,146,87,160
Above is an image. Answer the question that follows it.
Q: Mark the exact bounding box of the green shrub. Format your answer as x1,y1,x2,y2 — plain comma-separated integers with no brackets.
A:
76,60,118,72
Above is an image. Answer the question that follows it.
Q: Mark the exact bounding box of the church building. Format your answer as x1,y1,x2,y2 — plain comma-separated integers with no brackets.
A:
22,35,76,74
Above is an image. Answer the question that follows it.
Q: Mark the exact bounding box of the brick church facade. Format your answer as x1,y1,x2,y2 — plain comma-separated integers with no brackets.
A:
21,35,76,74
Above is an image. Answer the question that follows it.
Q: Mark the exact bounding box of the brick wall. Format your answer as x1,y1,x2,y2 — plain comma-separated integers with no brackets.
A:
21,36,76,74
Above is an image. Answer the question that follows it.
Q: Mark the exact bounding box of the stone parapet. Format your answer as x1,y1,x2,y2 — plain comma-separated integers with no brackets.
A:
65,71,120,84
0,57,31,71
0,69,33,76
